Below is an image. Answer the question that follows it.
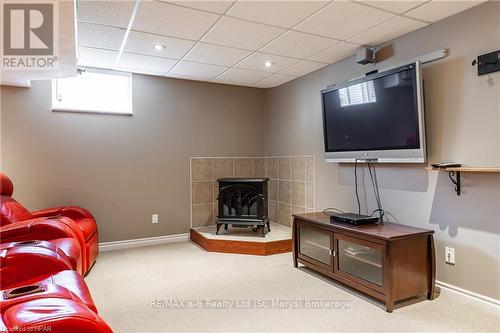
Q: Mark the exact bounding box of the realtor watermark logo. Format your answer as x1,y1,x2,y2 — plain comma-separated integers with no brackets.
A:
151,298,352,310
1,1,58,70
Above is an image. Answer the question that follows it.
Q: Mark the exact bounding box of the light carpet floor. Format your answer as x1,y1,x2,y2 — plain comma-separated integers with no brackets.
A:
85,241,500,333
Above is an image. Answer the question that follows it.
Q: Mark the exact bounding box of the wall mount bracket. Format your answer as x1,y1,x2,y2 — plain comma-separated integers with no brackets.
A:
448,171,461,196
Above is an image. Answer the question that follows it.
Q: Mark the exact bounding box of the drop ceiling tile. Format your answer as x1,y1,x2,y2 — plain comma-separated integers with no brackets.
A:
294,1,394,40
213,68,270,85
133,1,220,40
166,1,234,14
227,1,328,29
308,41,361,64
202,16,285,50
184,42,252,66
236,52,300,73
405,0,486,22
77,0,135,28
77,22,125,51
261,30,339,59
117,53,178,75
164,73,202,81
355,0,427,14
125,31,195,59
349,16,427,46
252,74,297,88
279,60,327,76
170,61,228,78
78,47,118,69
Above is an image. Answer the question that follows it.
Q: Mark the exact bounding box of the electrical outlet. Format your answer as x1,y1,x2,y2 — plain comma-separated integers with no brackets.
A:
152,214,159,224
445,247,455,265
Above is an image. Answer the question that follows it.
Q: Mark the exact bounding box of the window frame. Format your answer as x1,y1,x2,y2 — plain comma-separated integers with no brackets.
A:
51,67,133,116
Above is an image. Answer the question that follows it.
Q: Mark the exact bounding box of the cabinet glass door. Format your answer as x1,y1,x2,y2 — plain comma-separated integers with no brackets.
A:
335,234,384,289
298,226,332,268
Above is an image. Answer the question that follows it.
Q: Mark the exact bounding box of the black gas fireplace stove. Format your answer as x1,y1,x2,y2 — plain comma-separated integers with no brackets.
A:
216,178,270,237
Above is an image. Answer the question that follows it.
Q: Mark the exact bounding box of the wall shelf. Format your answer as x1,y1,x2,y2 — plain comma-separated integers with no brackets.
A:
425,166,500,173
426,166,500,195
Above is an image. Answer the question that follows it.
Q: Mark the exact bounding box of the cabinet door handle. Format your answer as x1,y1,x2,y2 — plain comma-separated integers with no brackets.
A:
329,250,336,256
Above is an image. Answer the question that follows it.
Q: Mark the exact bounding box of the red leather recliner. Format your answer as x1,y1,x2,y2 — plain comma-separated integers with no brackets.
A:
1,240,82,287
0,270,113,332
0,173,98,273
0,216,90,274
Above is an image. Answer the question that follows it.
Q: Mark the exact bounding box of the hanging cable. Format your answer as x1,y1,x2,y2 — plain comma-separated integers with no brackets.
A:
354,159,361,214
367,161,384,221
323,207,346,214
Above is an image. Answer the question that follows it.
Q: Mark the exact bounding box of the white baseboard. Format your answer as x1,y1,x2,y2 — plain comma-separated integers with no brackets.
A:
99,233,189,252
436,280,500,308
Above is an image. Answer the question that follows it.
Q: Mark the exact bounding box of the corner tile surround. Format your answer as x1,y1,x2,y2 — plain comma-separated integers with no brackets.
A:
191,156,315,228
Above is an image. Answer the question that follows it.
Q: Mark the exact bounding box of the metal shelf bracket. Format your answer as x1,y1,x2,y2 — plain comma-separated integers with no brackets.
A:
448,171,461,196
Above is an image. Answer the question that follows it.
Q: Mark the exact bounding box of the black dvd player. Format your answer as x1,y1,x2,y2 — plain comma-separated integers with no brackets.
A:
326,212,379,225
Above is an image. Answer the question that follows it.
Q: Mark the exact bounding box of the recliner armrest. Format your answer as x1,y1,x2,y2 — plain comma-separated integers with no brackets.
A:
0,222,31,239
32,206,94,220
62,206,94,220
31,207,64,218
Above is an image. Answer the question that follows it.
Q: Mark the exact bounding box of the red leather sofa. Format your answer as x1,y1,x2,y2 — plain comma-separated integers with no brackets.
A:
0,173,98,274
0,270,113,333
0,173,113,332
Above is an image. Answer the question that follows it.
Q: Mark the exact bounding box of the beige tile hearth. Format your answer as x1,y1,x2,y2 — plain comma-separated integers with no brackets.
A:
193,222,291,242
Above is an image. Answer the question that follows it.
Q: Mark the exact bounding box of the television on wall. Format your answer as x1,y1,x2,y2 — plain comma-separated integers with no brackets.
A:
321,62,426,163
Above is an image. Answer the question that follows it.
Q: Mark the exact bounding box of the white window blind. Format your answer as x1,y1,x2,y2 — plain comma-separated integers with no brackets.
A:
52,70,132,115
339,80,376,107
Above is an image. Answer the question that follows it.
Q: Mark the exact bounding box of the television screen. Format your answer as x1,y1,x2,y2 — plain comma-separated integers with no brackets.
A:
321,62,425,163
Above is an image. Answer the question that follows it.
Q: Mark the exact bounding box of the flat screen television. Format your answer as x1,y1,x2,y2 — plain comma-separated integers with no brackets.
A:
321,62,426,163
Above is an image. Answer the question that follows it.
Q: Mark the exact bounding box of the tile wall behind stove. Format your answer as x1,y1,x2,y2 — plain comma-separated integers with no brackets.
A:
190,156,314,228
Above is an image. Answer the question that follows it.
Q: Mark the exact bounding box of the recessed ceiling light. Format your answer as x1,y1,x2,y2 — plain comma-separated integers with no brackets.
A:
153,44,164,51
264,61,273,68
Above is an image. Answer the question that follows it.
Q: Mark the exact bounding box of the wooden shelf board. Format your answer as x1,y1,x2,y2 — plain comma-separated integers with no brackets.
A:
426,166,500,173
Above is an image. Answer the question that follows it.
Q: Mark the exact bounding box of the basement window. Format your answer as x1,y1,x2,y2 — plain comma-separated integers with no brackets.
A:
52,69,132,115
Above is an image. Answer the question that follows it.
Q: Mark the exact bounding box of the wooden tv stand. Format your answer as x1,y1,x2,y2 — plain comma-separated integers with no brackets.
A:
292,212,436,312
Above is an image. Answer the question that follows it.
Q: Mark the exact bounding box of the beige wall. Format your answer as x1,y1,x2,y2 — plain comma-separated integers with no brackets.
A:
264,2,500,299
0,75,265,242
